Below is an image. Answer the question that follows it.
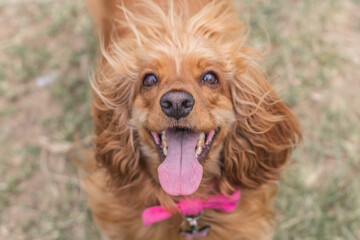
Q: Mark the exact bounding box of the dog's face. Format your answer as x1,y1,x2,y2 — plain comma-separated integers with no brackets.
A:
91,0,301,197
132,54,235,195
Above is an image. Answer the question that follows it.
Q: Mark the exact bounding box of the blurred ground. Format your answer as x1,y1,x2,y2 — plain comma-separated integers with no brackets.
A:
0,0,359,239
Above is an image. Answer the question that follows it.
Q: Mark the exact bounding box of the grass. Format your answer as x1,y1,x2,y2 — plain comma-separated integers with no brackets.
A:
239,0,360,238
0,0,359,239
0,1,98,239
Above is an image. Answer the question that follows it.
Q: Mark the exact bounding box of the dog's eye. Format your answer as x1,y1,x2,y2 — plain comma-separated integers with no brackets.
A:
143,74,158,87
201,72,219,85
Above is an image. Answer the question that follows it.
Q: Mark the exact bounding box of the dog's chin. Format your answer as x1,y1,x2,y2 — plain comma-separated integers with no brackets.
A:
148,127,217,196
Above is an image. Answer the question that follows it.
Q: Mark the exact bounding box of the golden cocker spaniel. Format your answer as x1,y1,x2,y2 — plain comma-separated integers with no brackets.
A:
82,0,301,239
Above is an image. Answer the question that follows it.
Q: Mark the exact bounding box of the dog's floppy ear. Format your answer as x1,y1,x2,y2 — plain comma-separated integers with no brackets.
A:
88,0,143,187
222,48,301,189
91,54,141,187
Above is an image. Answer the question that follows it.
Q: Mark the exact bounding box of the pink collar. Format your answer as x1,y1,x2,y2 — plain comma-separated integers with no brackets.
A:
142,189,241,227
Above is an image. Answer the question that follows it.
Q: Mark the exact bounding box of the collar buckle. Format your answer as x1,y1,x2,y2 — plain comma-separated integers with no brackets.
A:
180,213,211,239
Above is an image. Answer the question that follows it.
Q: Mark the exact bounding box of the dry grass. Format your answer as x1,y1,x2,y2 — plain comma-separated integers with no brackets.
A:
0,0,359,239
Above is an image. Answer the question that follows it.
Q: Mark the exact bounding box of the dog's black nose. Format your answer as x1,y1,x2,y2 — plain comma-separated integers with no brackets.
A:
160,91,195,120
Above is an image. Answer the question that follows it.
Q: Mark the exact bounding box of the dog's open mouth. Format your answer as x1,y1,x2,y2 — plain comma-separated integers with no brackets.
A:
150,128,217,196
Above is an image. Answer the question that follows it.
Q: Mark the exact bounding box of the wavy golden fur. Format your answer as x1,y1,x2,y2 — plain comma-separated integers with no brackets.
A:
82,0,302,239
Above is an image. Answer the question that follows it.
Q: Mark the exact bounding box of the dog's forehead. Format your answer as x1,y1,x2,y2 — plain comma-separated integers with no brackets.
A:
142,54,221,82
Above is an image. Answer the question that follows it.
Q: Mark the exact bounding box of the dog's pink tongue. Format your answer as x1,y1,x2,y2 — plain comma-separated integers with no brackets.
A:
158,130,203,196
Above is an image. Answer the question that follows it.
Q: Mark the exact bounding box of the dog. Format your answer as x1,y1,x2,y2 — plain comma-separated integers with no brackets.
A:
82,0,301,239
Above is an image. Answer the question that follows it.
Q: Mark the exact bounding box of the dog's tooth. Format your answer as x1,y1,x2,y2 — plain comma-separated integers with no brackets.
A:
197,132,205,147
161,131,167,147
195,146,202,156
162,138,167,148
197,138,204,147
163,147,167,156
